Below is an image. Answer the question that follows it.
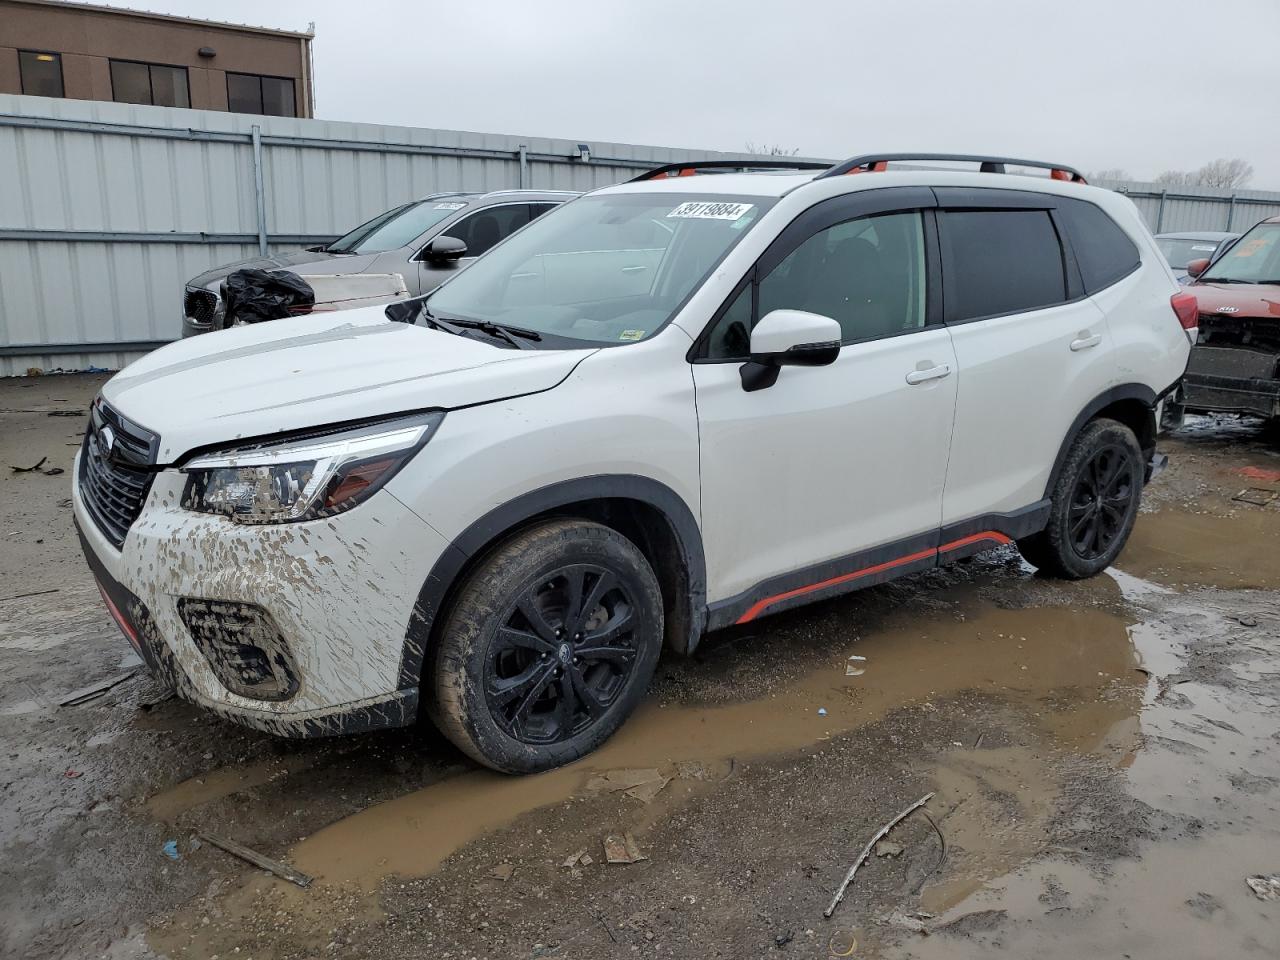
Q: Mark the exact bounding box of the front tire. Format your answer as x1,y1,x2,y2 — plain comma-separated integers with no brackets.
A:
426,519,664,774
1017,418,1144,579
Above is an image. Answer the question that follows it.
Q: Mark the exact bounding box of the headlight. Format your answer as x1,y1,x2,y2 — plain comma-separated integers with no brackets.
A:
180,412,443,524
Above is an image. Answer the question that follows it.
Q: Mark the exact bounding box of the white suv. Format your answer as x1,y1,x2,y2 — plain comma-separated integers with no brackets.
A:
74,154,1195,773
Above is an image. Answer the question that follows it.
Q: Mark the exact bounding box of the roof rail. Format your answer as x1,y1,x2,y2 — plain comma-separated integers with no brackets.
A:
629,159,832,183
816,153,1087,184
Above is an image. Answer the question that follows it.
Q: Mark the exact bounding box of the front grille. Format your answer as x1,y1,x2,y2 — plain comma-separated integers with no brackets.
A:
78,401,159,549
184,287,219,325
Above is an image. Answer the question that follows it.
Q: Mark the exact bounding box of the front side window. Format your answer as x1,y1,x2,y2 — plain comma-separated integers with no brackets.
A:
441,204,533,259
703,211,928,359
1201,223,1280,284
227,73,296,117
109,60,190,108
19,51,64,98
941,209,1066,321
326,199,469,255
426,193,775,345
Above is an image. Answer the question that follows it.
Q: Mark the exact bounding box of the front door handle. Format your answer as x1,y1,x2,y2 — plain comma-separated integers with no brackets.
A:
1070,332,1102,351
905,363,952,385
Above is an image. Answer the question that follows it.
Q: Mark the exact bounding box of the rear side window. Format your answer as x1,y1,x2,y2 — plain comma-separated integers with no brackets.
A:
1056,199,1140,292
940,210,1066,321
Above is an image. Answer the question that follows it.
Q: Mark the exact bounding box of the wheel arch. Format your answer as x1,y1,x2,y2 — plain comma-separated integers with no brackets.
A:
398,475,707,693
1044,383,1157,499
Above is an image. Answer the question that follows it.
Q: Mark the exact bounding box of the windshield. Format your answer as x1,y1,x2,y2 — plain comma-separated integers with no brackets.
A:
1201,224,1280,283
425,193,775,345
1157,237,1223,270
327,198,471,254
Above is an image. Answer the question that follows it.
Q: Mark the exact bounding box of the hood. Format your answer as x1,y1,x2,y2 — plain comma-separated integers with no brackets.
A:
102,308,595,462
188,249,381,289
1187,281,1280,320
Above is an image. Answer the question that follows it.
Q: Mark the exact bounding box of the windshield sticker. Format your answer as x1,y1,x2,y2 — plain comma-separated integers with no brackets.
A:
1191,244,1216,251
618,329,646,341
433,202,467,210
667,201,754,221
1235,238,1268,258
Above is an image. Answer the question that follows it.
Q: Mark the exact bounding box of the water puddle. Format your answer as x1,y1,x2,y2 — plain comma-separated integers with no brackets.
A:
150,588,1146,956
145,754,314,822
1120,507,1280,590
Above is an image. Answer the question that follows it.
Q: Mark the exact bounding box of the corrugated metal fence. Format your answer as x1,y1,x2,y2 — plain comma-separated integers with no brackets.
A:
0,94,799,375
1094,178,1280,235
3,92,1280,375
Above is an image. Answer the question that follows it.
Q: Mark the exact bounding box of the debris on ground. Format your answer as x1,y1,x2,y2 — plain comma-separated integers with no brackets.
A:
603,832,647,864
562,848,588,869
490,863,515,881
875,840,904,858
825,791,935,919
586,768,664,793
846,655,867,677
0,588,60,603
162,840,179,860
774,929,794,947
1232,615,1259,628
58,670,137,707
624,775,670,804
10,457,47,473
818,708,828,716
199,833,313,888
64,769,82,779
1233,488,1278,507
1246,875,1280,901
883,909,933,934
42,466,64,476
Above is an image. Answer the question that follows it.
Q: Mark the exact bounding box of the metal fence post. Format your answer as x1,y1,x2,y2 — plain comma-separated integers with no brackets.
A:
1155,189,1167,233
518,144,528,189
1225,193,1237,232
251,124,269,256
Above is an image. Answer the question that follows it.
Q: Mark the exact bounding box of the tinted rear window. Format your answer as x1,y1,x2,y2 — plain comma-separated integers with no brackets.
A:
1056,199,1140,291
941,209,1066,320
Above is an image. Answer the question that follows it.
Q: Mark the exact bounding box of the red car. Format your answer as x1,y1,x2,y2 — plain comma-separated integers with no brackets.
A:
1180,217,1280,421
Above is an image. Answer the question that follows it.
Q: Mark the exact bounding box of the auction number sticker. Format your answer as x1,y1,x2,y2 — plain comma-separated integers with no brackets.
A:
667,201,754,221
434,202,467,210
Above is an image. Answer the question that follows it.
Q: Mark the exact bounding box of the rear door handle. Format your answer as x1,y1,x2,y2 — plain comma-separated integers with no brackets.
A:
1070,332,1102,351
905,363,951,385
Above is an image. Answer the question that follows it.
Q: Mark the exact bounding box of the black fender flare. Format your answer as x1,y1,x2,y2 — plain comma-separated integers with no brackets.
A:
1043,383,1158,499
397,474,707,691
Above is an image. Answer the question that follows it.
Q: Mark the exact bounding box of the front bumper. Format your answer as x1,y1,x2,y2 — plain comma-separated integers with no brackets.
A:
1182,345,1280,419
73,458,450,737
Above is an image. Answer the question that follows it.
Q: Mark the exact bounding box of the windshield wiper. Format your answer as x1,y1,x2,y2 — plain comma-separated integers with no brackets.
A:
446,318,543,349
1200,276,1247,284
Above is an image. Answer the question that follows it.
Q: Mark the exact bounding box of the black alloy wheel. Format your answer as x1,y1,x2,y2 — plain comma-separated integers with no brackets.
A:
1067,443,1137,561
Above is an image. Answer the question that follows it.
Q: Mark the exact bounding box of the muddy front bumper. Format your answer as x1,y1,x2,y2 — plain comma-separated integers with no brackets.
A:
72,458,449,737
1182,345,1280,419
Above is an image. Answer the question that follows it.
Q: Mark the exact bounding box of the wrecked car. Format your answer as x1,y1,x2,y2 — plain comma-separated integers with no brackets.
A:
1178,217,1280,421
76,154,1189,774
182,189,575,336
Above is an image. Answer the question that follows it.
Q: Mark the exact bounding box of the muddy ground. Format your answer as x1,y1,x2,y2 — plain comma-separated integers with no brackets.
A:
2,373,1278,960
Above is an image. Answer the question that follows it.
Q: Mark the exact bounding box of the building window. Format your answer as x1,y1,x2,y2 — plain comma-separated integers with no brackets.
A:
109,60,190,108
227,73,296,117
110,60,190,108
18,51,64,98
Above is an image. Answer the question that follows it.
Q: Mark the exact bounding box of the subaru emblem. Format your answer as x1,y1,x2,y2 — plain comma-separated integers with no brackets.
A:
100,424,116,458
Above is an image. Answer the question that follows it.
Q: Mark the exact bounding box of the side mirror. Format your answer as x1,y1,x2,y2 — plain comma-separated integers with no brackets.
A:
740,309,842,392
424,235,468,263
1186,257,1210,279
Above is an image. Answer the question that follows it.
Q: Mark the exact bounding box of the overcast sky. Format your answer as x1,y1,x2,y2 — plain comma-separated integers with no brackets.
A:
141,0,1279,188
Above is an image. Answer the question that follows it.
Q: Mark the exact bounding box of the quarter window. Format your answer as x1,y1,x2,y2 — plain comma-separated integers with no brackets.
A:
1055,199,1140,292
704,211,928,359
18,51,64,98
109,60,190,108
227,73,297,117
940,209,1066,321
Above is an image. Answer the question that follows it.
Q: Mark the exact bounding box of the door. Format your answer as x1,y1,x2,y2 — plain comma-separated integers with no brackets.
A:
936,195,1118,527
692,204,958,612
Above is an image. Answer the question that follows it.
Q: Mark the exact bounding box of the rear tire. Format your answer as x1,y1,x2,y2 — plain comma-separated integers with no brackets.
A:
426,519,663,774
1017,418,1144,579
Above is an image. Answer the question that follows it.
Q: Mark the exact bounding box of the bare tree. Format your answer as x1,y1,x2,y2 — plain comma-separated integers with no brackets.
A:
1194,157,1253,189
1089,168,1131,182
1154,169,1197,187
745,142,799,157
